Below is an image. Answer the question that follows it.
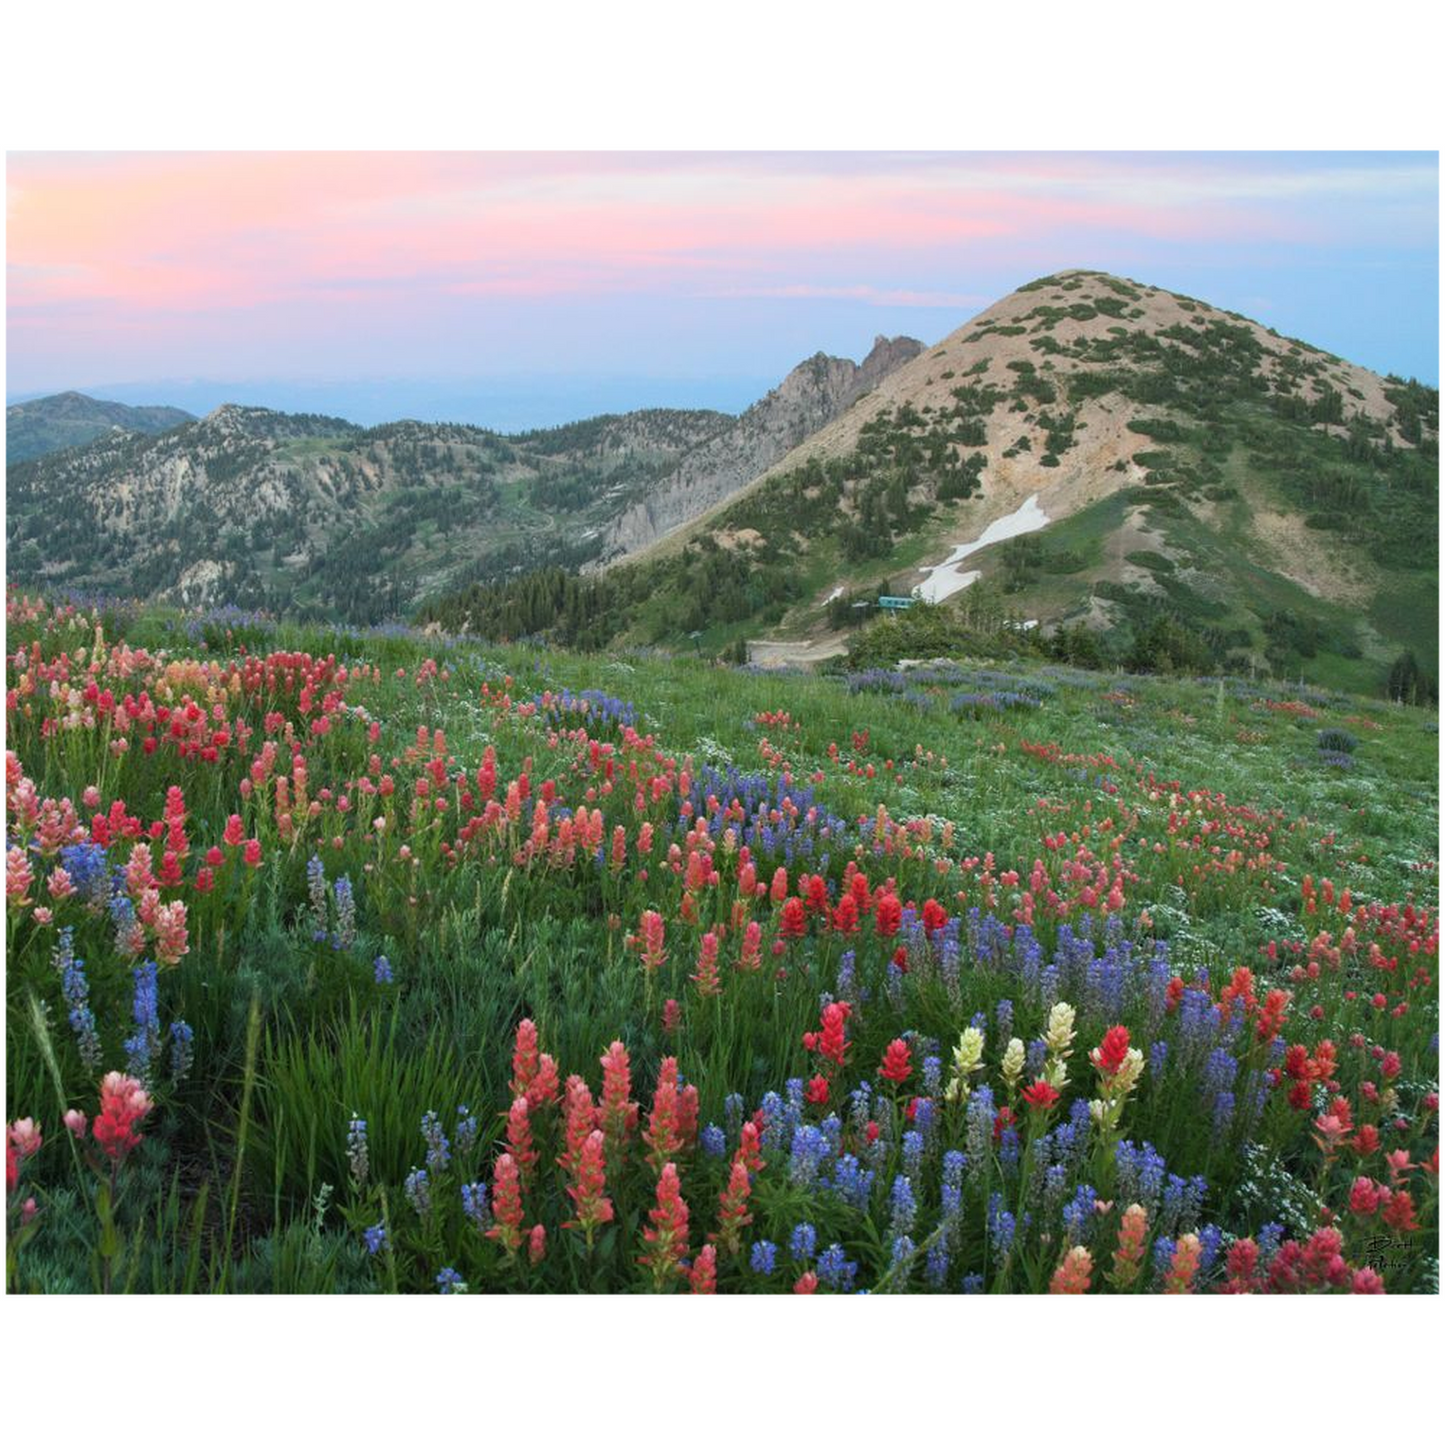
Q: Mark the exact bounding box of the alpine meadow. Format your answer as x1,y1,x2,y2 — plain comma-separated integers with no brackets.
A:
5,153,1439,1299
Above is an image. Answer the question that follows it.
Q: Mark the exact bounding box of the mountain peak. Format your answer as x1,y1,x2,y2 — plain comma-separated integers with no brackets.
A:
6,390,194,463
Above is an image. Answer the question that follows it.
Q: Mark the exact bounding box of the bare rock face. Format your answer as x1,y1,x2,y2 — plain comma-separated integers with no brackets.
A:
595,334,923,561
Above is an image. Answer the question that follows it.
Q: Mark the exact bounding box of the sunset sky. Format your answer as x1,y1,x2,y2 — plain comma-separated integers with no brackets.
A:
6,151,1438,428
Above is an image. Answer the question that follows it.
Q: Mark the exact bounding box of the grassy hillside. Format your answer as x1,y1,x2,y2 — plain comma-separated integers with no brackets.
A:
6,588,1437,1293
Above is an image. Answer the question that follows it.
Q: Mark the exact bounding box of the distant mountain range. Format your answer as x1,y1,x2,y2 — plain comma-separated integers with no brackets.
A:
4,336,921,622
6,391,194,463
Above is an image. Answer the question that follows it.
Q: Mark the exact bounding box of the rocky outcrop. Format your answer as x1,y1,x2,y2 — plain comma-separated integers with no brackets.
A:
594,335,923,560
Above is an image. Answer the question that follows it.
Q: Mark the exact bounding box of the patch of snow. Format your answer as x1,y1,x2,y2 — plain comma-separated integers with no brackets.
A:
914,494,1050,603
825,586,844,603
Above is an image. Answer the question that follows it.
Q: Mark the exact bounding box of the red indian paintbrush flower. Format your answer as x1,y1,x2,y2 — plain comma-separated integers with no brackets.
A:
713,1158,753,1255
564,1130,614,1245
1049,1245,1093,1294
639,1162,690,1290
486,1152,526,1254
638,909,667,970
1163,1234,1202,1294
815,1001,851,1070
511,1018,540,1099
506,1096,539,1179
1021,1078,1061,1112
1108,1203,1149,1291
874,893,902,937
92,1072,153,1161
879,1038,912,1084
558,1076,598,1174
1222,1238,1260,1294
692,930,722,997
1091,1025,1131,1078
526,1052,560,1111
599,1041,639,1151
779,897,807,939
689,1244,718,1294
644,1058,684,1169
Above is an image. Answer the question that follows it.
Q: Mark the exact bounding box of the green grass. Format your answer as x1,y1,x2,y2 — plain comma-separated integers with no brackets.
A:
5,593,1438,1294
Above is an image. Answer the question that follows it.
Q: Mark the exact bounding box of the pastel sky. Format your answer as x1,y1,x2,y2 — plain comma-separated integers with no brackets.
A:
6,151,1438,428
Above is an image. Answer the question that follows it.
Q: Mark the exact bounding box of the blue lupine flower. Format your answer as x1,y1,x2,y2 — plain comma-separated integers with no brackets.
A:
701,1123,727,1158
723,1093,745,1134
460,1181,490,1227
455,1105,478,1155
818,1112,843,1155
332,876,356,950
965,1086,995,1161
998,1125,1021,1174
1212,1090,1235,1141
829,1152,874,1210
961,1273,985,1294
1063,1184,1098,1244
373,955,393,984
790,1222,817,1261
901,1129,925,1178
1203,1047,1238,1097
1026,1038,1048,1077
1043,1162,1070,1220
1149,1040,1169,1078
889,1235,917,1273
123,958,161,1081
1198,1224,1223,1274
307,854,328,941
911,1098,937,1141
816,1243,858,1292
60,842,109,905
531,688,637,734
1257,1221,1285,1261
347,1116,370,1188
1152,1235,1177,1278
57,941,102,1070
925,1236,951,1289
168,1019,194,1082
363,1222,387,1255
836,950,856,999
788,1125,831,1189
421,1111,451,1172
758,1092,788,1152
987,1193,1016,1264
404,1167,432,1220
749,1240,778,1276
889,1174,917,1236
847,1081,873,1132
921,1054,942,1095
943,1150,966,1191
436,1266,467,1294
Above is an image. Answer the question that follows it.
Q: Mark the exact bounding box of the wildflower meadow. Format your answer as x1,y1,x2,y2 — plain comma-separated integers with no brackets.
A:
4,591,1438,1295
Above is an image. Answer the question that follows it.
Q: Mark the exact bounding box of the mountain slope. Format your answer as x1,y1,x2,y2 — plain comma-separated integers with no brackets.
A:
6,403,728,621
6,336,924,624
595,334,922,561
425,271,1438,693
5,390,194,463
